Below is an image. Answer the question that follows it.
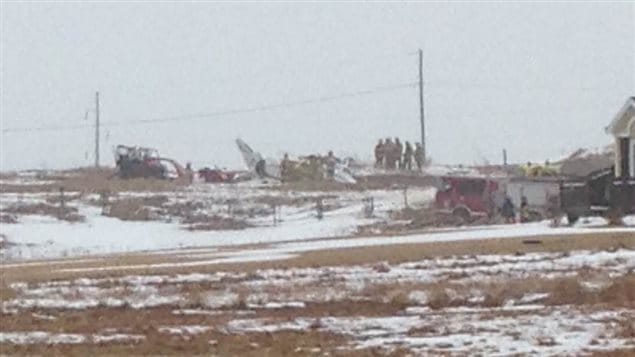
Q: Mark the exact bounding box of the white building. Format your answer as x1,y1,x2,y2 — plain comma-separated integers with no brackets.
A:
607,97,635,178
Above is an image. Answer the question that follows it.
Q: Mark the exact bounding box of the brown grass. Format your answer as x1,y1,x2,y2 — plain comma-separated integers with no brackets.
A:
45,192,83,204
482,284,515,307
163,201,205,217
591,349,635,356
0,279,17,301
472,274,635,308
546,277,590,305
1,168,188,194
0,213,18,224
355,272,635,311
1,232,633,285
1,202,84,222
0,183,61,193
253,194,338,207
616,319,635,339
597,274,635,307
0,330,363,356
184,216,251,231
275,180,354,192
427,287,470,310
105,198,161,221
0,297,405,356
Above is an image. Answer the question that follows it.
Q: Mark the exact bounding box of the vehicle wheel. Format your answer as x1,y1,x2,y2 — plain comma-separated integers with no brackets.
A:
452,207,471,225
567,213,579,225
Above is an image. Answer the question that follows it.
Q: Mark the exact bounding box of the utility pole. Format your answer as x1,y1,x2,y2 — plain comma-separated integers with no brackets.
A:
418,49,426,164
95,91,100,168
503,149,508,167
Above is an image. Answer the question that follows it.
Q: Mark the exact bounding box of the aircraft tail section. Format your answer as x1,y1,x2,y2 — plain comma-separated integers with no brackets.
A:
235,138,280,179
236,138,263,171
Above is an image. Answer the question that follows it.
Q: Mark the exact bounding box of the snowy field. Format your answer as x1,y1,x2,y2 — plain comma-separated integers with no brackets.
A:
1,172,634,355
1,174,633,262
2,248,634,355
0,178,435,260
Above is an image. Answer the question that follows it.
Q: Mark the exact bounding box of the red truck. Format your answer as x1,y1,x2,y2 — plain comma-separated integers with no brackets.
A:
434,176,500,222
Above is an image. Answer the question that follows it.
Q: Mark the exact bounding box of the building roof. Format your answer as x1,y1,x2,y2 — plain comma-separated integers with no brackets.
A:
607,97,635,137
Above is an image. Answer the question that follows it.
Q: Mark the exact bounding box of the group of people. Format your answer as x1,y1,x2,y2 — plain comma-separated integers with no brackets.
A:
374,138,423,171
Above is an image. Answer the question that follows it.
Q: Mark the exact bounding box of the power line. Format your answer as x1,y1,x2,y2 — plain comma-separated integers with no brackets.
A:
1,123,91,133
2,82,417,134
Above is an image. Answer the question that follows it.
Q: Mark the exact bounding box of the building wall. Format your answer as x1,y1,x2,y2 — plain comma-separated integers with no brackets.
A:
614,114,635,178
631,138,635,177
615,137,623,177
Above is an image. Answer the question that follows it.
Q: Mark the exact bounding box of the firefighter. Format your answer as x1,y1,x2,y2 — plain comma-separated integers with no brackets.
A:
395,137,403,169
185,162,194,184
501,196,515,223
384,138,395,170
280,153,291,182
520,195,529,223
403,141,413,171
325,151,337,179
414,142,424,170
374,139,384,168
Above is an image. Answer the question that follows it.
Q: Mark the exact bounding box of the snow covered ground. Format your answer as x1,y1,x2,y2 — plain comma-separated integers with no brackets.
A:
0,182,434,260
2,248,634,355
226,307,633,356
4,248,634,312
2,177,633,263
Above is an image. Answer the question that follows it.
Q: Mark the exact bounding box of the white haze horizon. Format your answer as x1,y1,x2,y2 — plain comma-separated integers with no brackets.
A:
1,2,634,172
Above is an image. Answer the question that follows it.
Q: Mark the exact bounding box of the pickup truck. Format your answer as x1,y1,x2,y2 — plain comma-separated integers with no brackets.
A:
560,168,635,224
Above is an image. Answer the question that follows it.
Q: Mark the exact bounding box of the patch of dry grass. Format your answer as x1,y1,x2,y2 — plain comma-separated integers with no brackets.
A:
1,232,632,286
0,213,18,224
615,319,635,339
591,349,635,356
0,330,359,357
597,274,635,307
1,202,84,222
275,180,353,192
162,201,205,217
184,215,251,231
104,197,166,221
546,277,591,305
252,194,338,207
1,168,188,194
61,167,176,193
0,279,17,301
291,232,635,270
0,183,60,193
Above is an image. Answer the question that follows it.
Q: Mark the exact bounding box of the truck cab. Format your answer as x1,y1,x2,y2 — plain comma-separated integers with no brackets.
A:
434,176,499,222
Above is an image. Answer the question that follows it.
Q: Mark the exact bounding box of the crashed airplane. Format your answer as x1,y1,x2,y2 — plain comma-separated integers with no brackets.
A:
235,139,356,184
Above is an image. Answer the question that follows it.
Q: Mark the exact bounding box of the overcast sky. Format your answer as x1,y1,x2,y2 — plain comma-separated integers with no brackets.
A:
1,2,634,171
